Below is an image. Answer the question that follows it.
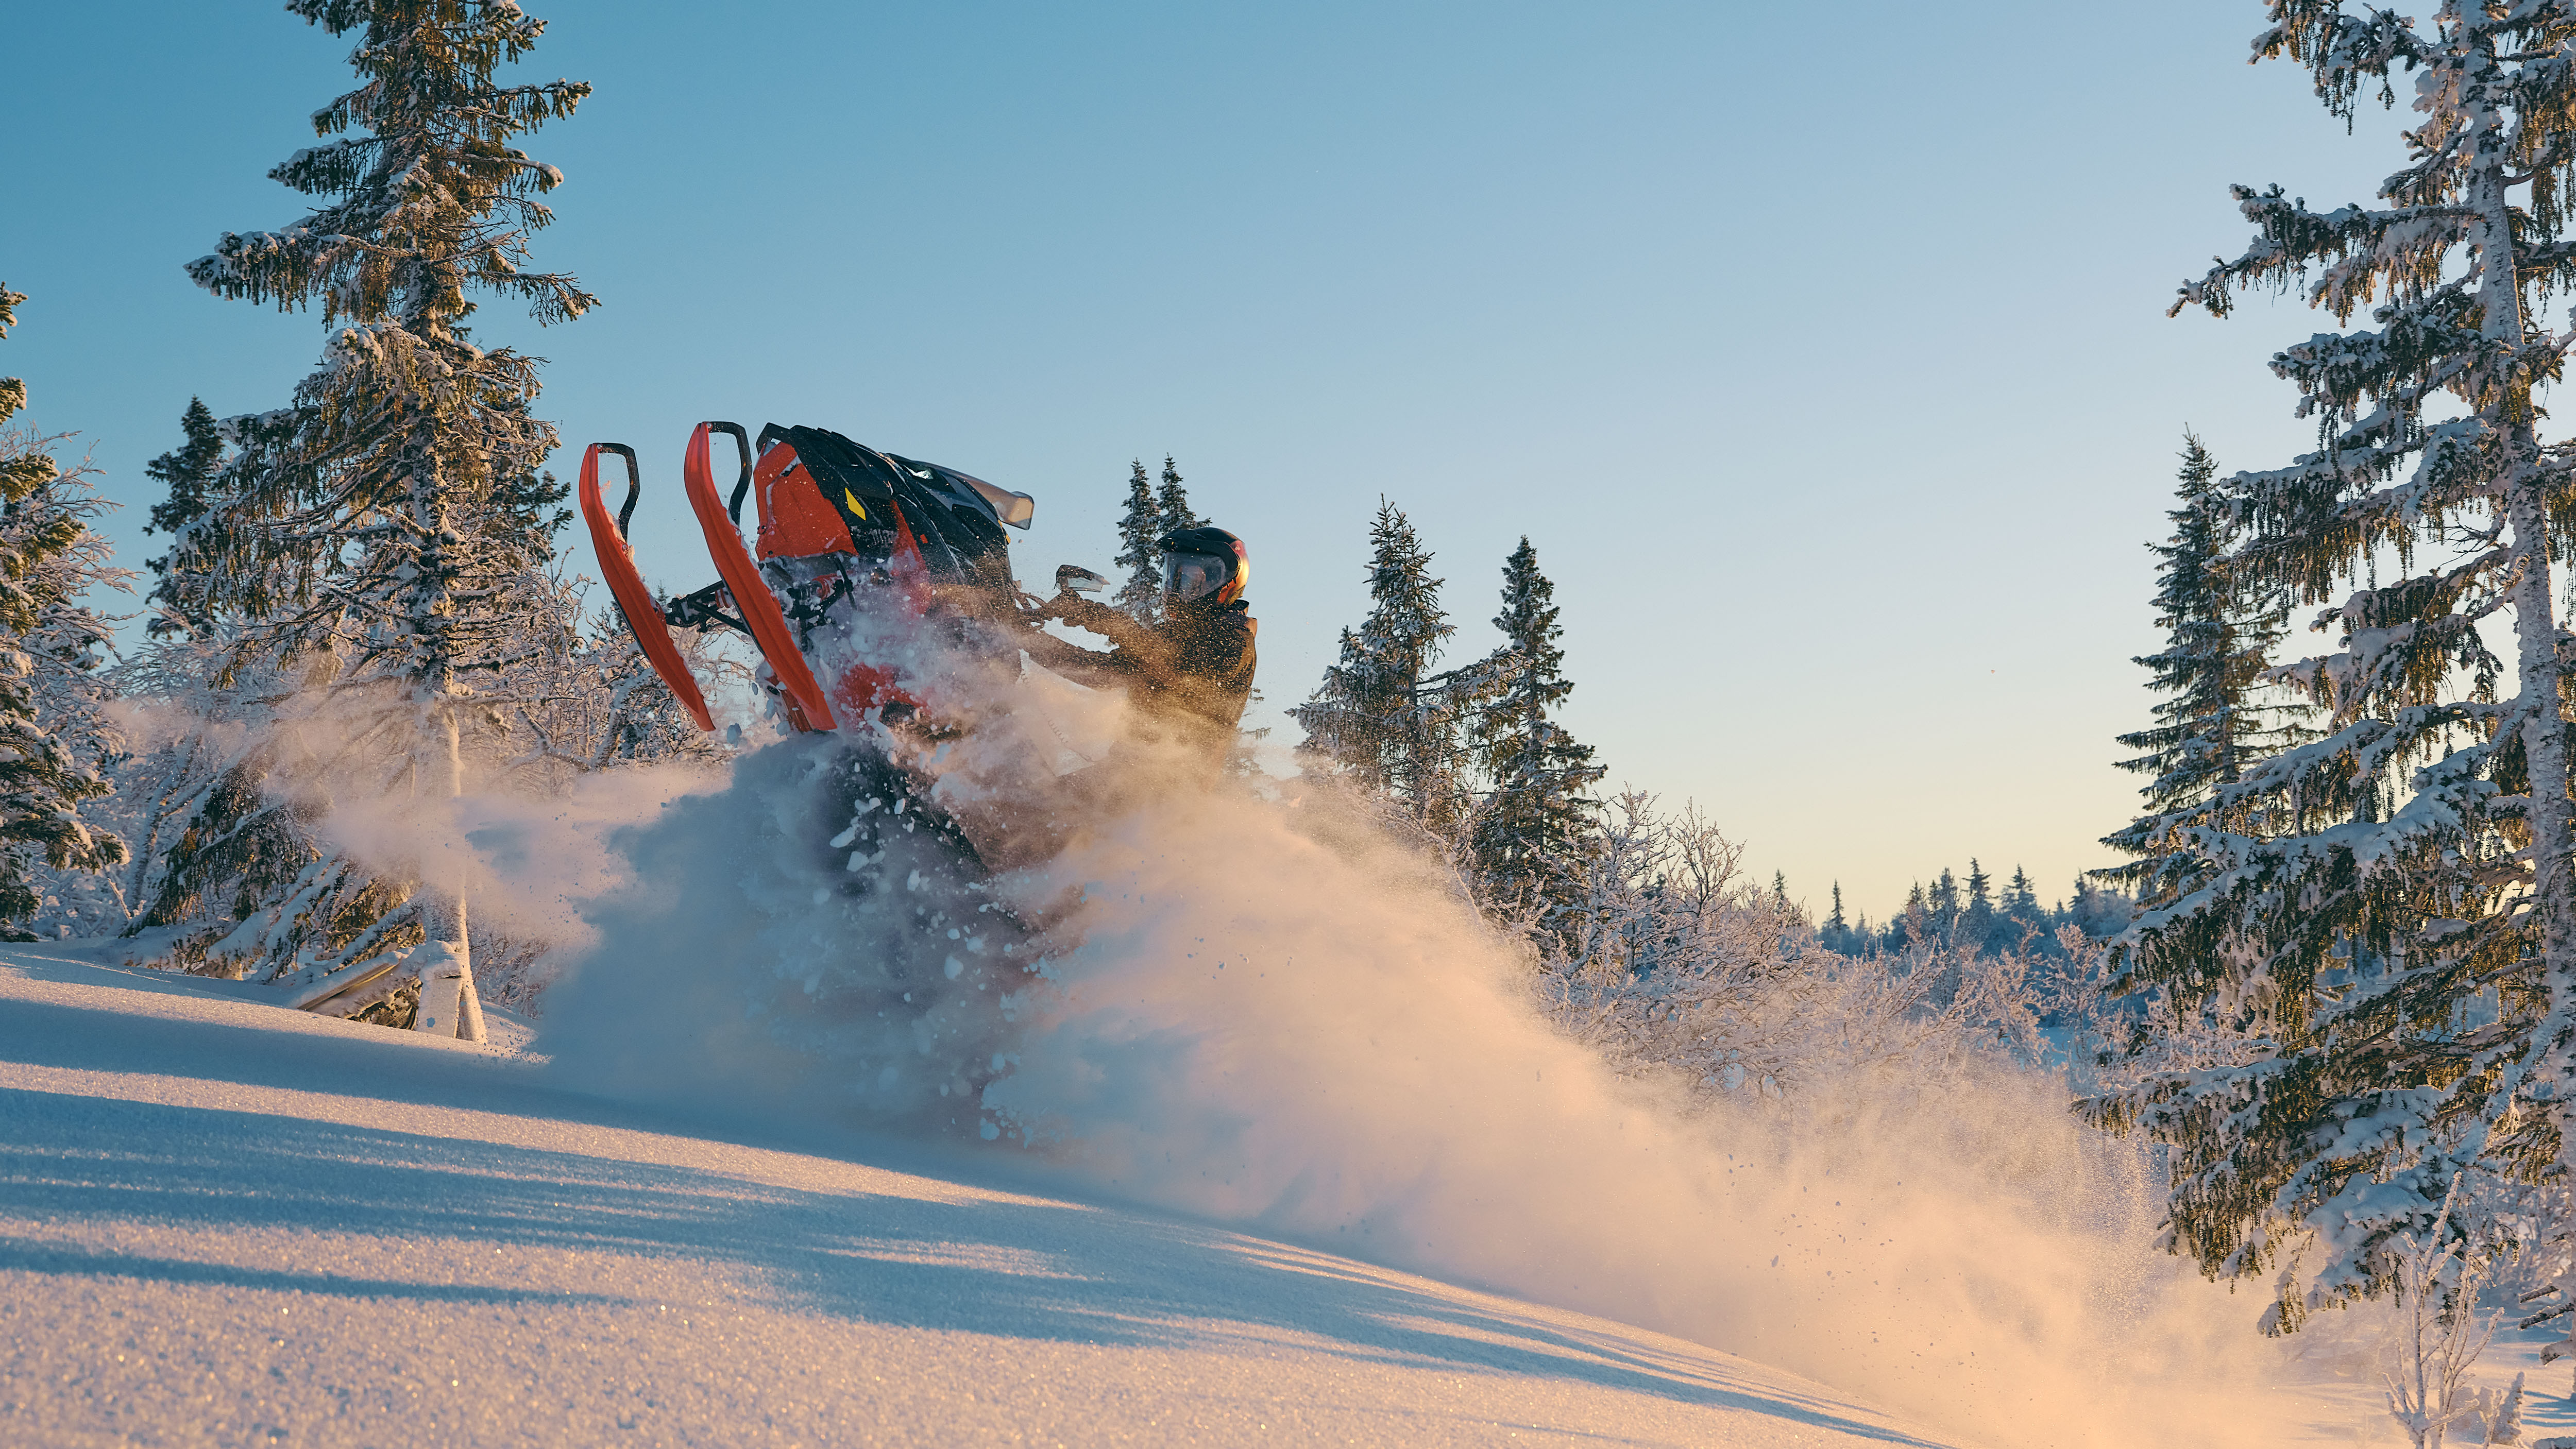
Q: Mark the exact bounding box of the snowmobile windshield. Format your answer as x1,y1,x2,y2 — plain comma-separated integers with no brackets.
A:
1163,551,1235,604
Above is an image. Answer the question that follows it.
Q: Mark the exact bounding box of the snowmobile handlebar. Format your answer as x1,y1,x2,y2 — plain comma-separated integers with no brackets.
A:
593,443,645,537
701,422,754,524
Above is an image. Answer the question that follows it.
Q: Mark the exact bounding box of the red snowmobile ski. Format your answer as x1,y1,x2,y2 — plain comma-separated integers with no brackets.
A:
577,442,715,732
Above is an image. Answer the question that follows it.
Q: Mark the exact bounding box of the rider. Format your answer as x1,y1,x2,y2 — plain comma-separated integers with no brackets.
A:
1046,526,1257,746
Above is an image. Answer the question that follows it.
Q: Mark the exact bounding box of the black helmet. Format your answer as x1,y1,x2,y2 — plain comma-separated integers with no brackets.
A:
1160,525,1248,608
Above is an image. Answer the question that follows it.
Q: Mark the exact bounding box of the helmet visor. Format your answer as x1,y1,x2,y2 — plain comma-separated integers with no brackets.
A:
1163,550,1235,604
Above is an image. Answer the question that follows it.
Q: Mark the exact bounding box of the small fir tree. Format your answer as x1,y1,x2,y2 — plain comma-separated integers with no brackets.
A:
1294,500,1473,834
141,398,226,638
1962,858,1998,950
1111,459,1161,622
1157,455,1202,537
2006,865,2040,919
1896,881,1931,950
1465,536,1603,922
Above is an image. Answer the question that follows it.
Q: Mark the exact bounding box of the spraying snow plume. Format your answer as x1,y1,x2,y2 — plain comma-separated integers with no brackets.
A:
979,787,2295,1447
521,651,2319,1447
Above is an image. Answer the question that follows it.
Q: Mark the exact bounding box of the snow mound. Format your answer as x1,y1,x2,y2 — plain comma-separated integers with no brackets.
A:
0,948,1947,1447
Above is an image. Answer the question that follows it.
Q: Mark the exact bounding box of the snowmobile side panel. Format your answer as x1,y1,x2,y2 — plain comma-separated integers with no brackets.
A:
751,440,861,562
577,443,716,733
683,422,838,731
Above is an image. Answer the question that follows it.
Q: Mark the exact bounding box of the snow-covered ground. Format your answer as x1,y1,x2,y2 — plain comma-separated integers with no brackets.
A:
0,945,1963,1447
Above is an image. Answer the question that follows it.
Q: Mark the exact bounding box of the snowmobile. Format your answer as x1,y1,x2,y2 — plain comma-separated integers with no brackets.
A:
578,423,1128,1128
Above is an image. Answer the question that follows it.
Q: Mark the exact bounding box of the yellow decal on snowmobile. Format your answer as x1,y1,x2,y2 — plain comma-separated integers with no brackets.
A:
844,489,868,520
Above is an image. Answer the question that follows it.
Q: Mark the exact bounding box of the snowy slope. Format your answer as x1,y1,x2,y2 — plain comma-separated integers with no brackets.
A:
0,947,1958,1448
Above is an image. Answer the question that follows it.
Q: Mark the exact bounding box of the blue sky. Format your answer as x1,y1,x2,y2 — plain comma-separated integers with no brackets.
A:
2,1,2416,914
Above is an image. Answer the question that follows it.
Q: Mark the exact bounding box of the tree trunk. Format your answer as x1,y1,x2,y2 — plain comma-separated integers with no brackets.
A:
409,701,483,1042
2480,162,2576,1122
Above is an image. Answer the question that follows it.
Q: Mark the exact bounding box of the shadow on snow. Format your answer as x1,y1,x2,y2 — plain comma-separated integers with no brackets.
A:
0,966,1944,1448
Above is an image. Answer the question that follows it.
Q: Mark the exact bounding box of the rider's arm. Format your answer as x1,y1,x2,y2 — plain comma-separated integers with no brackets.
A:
1052,595,1137,642
1019,628,1112,678
1052,596,1180,682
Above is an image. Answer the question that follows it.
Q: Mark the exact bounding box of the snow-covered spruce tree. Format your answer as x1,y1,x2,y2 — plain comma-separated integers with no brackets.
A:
173,0,593,1037
1111,459,1161,622
1928,867,1961,943
120,462,592,988
117,409,371,981
12,484,142,939
1822,882,1860,953
113,574,709,1005
1293,500,1476,837
141,398,225,639
1964,859,1998,948
124,447,698,1002
2007,865,2042,923
2100,432,2310,903
0,286,132,937
1466,536,1604,927
2087,1,2576,1333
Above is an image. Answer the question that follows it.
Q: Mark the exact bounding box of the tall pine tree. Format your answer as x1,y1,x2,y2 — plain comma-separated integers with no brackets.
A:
1466,536,1603,922
173,0,594,1037
1294,500,1473,835
2089,1,2576,1333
